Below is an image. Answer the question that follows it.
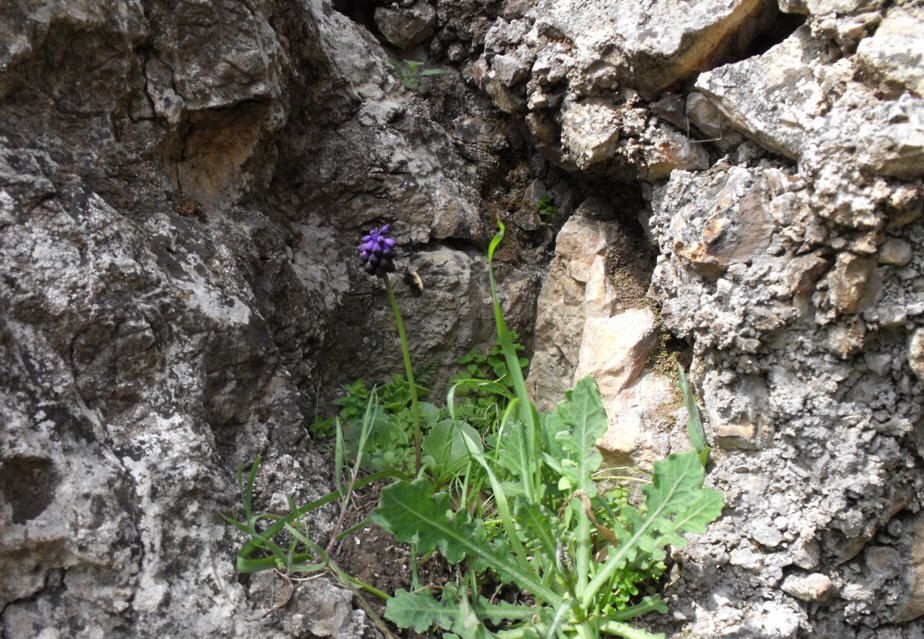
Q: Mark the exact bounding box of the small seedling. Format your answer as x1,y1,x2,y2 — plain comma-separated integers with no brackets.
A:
536,195,556,219
387,57,445,93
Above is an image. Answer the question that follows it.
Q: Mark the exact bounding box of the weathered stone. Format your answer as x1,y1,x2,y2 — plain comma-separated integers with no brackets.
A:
784,252,829,296
714,422,758,450
248,573,367,637
781,573,834,602
823,253,877,315
527,215,617,409
802,0,883,14
887,184,924,229
560,98,622,170
531,0,775,96
856,4,924,99
750,518,784,548
575,308,658,399
856,94,924,180
491,53,529,86
878,238,912,266
595,370,676,468
648,88,924,635
826,320,866,359
696,26,827,160
895,514,924,622
640,123,712,180
669,166,776,281
374,1,437,49
686,91,727,139
0,0,518,636
909,328,924,383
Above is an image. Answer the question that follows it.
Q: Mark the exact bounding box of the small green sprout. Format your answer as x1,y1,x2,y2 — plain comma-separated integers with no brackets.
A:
536,195,557,219
387,57,445,93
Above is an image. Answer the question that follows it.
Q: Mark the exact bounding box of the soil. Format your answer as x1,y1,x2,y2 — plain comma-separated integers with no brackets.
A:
331,478,454,639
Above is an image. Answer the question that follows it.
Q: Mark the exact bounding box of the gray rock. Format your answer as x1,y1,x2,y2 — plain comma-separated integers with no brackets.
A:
856,4,924,99
560,98,622,170
696,26,828,160
909,328,924,382
0,0,514,636
781,572,834,602
530,0,775,97
374,1,437,49
648,147,924,634
856,94,924,180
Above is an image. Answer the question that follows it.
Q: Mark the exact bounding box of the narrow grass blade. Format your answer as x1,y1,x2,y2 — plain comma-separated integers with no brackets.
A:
677,365,710,466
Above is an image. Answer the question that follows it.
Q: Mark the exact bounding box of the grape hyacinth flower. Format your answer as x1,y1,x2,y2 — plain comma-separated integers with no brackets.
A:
358,223,423,471
359,225,396,276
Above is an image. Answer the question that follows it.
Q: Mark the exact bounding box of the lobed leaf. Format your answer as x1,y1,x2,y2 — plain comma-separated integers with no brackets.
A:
372,479,561,605
581,450,723,608
386,587,535,638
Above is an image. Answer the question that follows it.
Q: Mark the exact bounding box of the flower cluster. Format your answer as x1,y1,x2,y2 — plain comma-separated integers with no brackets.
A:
359,225,396,276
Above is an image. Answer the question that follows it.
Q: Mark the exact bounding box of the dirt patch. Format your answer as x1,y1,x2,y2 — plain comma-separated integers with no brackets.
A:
331,479,453,638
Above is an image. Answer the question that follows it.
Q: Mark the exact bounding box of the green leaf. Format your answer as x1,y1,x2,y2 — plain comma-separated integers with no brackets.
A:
581,451,723,609
599,620,665,639
422,419,482,473
372,479,562,605
487,222,540,502
677,365,709,466
386,589,456,633
514,502,560,561
495,420,532,479
386,588,534,637
542,376,609,597
545,376,608,492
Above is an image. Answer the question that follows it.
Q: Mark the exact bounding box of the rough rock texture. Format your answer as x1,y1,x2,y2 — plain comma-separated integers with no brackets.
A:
641,6,924,637
518,0,924,637
465,0,773,177
0,0,529,636
527,204,678,468
4,0,924,638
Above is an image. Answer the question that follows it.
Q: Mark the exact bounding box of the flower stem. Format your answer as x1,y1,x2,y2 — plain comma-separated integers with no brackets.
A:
383,274,422,473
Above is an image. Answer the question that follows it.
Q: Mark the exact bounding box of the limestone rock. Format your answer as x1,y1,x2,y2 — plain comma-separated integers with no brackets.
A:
855,94,924,180
822,253,878,315
560,98,622,170
686,91,727,139
878,238,912,266
574,308,658,399
666,166,777,281
529,213,677,469
527,214,618,409
895,513,924,622
698,24,924,182
909,328,924,383
0,0,509,636
784,252,830,296
781,573,834,602
696,26,827,160
648,110,924,635
595,371,677,468
374,1,437,49
530,0,774,97
473,0,773,179
856,4,924,99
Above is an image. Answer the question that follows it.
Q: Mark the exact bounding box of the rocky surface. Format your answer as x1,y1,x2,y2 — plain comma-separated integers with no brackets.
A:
2,0,924,638
0,0,538,636
513,0,924,636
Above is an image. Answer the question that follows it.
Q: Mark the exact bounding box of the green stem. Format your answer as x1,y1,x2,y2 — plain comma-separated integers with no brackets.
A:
384,274,422,474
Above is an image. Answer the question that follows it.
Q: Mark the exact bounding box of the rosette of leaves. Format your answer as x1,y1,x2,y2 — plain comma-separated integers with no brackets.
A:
371,224,724,639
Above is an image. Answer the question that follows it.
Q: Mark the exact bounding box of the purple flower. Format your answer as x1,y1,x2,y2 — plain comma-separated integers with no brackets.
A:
359,225,397,277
